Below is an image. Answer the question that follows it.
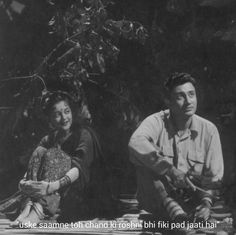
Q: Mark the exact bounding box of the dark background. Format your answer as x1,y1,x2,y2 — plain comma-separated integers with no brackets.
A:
0,0,236,201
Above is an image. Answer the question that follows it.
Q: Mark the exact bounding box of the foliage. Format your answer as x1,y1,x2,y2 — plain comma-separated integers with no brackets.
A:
0,0,148,131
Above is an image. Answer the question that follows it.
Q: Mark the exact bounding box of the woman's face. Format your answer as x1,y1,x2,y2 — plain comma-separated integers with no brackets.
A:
50,100,73,132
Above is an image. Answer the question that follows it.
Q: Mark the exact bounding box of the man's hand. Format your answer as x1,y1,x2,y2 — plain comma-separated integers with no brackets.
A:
194,201,211,221
166,166,189,188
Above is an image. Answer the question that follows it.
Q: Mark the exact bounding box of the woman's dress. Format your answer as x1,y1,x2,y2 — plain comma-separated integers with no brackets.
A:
0,126,109,222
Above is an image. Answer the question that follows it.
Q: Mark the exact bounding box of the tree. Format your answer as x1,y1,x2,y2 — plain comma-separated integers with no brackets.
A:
0,0,147,198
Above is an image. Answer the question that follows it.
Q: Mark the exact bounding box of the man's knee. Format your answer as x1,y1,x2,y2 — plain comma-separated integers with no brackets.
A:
135,167,168,212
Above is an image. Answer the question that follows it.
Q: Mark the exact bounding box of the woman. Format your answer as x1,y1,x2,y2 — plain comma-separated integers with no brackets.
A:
5,91,108,226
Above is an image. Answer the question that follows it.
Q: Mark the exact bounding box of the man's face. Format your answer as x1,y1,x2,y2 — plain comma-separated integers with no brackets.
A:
169,82,197,119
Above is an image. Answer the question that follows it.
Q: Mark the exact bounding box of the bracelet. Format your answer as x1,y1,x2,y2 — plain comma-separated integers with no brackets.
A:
201,198,213,208
46,183,50,195
59,175,71,189
166,165,174,178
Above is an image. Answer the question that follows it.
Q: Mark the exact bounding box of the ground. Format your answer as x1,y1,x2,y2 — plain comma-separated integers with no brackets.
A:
0,197,234,235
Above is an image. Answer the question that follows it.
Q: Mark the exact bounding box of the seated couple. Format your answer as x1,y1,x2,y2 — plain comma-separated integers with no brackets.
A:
0,91,110,226
129,72,224,223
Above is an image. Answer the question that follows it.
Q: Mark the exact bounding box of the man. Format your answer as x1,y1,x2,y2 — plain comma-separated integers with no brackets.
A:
129,72,224,222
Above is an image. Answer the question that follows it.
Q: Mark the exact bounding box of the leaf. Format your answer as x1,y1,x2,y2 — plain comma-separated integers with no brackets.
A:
10,0,25,14
122,112,127,121
77,68,89,81
105,20,148,44
215,26,236,43
198,0,234,7
136,25,148,45
166,0,188,15
88,59,94,68
47,0,55,5
49,16,56,26
96,52,105,73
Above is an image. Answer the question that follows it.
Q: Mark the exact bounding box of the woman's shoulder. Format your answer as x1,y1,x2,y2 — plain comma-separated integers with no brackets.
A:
72,126,95,142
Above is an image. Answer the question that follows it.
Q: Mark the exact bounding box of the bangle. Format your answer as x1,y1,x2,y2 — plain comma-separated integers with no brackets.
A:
59,175,71,189
201,198,212,208
166,165,174,177
46,183,50,195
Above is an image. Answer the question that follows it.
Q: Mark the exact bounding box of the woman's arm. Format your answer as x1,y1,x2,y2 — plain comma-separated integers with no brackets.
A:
48,128,94,194
47,167,79,194
19,167,80,197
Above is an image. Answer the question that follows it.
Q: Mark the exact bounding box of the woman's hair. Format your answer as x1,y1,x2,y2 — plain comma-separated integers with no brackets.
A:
42,90,92,127
42,91,75,116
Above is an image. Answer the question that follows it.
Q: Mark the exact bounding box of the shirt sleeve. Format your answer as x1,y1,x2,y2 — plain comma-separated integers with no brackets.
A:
198,126,224,203
128,114,173,175
202,126,224,185
203,125,224,185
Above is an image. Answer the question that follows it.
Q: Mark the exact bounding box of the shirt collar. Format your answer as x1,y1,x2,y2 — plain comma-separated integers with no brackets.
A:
165,109,198,139
189,115,198,139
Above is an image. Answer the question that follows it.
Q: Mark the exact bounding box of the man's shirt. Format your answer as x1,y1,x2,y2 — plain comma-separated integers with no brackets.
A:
129,110,224,186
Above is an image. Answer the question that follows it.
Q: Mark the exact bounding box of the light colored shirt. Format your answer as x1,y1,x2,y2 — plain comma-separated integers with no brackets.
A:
129,110,224,186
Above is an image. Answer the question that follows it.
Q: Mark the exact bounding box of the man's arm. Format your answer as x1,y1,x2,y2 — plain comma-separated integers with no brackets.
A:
203,125,224,185
198,125,224,204
129,114,174,175
129,113,191,188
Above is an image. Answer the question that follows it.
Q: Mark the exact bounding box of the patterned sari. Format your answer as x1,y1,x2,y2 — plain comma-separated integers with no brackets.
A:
27,146,71,182
25,146,72,217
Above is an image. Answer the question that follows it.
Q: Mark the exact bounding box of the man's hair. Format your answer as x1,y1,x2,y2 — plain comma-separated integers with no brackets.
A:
164,72,196,92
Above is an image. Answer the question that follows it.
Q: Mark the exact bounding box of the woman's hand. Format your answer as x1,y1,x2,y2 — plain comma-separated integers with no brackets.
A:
19,180,49,198
19,179,36,195
19,179,60,198
47,181,60,194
